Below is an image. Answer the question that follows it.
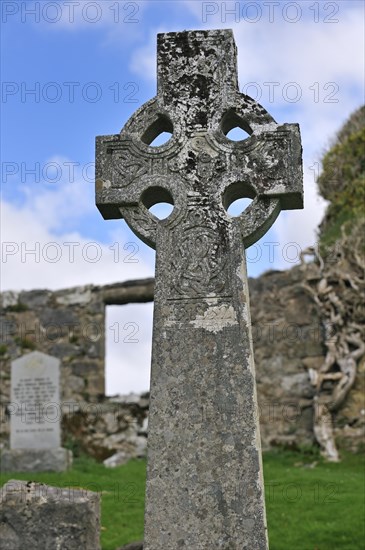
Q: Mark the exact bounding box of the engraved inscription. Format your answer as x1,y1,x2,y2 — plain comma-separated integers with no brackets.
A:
10,352,61,450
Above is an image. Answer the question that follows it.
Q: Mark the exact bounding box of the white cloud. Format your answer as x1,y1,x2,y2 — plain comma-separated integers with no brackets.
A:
273,168,328,264
129,31,157,81
0,154,154,292
233,8,363,85
1,199,154,292
105,304,153,395
11,155,95,232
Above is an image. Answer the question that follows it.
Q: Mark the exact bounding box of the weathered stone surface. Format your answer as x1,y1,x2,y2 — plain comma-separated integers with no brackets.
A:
103,450,130,468
72,360,99,376
39,306,78,327
0,480,100,549
250,267,322,449
0,291,19,309
56,268,360,461
61,398,148,461
1,351,72,473
102,279,154,304
1,447,72,473
10,351,61,450
96,29,303,549
49,342,83,359
334,355,365,452
18,289,51,309
56,286,92,306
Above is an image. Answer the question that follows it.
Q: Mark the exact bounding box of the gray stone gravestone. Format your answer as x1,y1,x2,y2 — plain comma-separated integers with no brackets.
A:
96,29,303,549
1,351,72,472
0,479,100,549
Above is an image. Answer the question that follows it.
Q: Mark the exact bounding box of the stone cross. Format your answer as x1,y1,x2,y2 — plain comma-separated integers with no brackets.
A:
96,29,303,550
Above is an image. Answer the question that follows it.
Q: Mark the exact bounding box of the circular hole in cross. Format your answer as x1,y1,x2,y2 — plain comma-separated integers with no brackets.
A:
226,127,251,141
141,114,173,147
150,132,173,147
227,197,253,216
142,186,174,220
221,109,252,142
223,182,255,217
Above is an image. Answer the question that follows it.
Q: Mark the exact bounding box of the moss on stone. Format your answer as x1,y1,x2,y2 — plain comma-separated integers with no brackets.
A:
14,337,36,350
0,344,8,356
317,106,365,252
6,301,29,312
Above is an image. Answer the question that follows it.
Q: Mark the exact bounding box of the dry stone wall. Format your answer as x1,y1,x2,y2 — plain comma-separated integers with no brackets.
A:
250,266,324,450
1,270,363,458
0,280,154,451
0,285,106,404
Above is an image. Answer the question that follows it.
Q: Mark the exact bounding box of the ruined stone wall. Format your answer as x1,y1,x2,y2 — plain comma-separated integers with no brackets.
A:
0,285,106,405
250,266,324,450
1,270,363,457
0,280,154,446
250,265,364,453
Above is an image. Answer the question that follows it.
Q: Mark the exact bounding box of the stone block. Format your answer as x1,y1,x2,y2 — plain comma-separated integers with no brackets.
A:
103,451,130,468
72,360,99,376
18,290,51,309
0,480,100,550
10,351,61,450
1,447,72,473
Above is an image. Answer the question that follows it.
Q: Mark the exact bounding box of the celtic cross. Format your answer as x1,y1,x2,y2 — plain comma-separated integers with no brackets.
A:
96,29,303,550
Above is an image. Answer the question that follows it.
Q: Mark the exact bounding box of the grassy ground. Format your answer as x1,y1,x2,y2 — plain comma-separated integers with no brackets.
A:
1,450,364,550
264,451,364,550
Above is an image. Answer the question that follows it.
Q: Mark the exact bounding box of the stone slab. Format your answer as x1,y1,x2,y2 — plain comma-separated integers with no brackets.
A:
10,351,61,450
0,479,100,550
1,447,72,473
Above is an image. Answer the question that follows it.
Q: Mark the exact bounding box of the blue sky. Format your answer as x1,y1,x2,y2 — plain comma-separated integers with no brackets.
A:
1,0,364,393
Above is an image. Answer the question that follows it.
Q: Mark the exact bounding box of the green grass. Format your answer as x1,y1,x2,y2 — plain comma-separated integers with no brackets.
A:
264,451,365,550
1,451,364,550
